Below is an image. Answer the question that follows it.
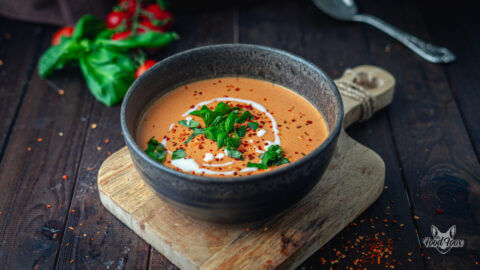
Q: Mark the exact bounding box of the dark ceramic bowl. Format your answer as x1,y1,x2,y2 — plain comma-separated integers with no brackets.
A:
121,44,343,223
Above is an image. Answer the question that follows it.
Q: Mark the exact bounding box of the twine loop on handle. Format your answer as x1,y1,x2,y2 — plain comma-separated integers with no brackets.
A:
335,72,375,121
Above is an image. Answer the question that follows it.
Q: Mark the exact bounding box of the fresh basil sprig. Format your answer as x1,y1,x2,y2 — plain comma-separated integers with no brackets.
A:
247,145,290,169
145,137,167,162
38,14,178,106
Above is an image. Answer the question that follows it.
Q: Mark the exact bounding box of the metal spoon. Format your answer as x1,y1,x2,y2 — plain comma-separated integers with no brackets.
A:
312,0,455,63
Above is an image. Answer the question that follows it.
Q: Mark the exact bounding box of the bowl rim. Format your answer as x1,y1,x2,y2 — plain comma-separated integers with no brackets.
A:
121,43,344,184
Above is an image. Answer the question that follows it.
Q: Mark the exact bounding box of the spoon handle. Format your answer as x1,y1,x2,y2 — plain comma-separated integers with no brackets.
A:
352,14,455,63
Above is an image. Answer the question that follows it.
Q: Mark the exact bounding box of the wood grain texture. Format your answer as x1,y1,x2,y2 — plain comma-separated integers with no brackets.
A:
361,0,480,268
419,0,480,158
97,65,394,269
297,2,426,268
0,19,43,159
0,27,95,269
54,104,150,270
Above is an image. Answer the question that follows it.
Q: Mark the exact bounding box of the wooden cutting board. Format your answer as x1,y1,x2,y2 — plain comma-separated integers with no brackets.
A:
98,65,395,270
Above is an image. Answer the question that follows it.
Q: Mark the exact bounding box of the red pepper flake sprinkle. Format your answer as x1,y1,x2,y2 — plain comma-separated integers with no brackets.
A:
245,227,251,232
435,208,445,214
46,204,52,208
37,138,43,142
105,139,110,143
62,174,68,180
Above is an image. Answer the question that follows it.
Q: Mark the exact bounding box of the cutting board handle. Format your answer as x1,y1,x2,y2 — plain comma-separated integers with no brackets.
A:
334,65,395,128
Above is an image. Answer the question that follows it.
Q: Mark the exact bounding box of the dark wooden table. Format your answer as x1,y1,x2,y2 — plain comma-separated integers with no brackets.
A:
0,0,479,269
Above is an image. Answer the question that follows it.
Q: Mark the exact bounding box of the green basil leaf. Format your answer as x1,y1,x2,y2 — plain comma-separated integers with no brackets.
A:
217,132,227,148
38,39,86,77
178,120,200,128
214,102,242,115
247,122,259,130
237,111,253,124
247,145,289,169
274,157,290,166
203,109,216,126
151,150,167,162
225,111,238,133
172,149,186,160
226,136,241,149
205,126,220,141
145,137,166,163
210,115,227,127
226,148,243,160
184,128,205,144
98,31,179,51
79,46,136,106
236,126,247,137
72,15,106,41
247,162,267,169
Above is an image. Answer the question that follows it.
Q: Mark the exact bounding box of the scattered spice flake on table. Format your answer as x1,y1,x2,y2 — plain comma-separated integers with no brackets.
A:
91,123,97,129
62,174,68,180
37,138,43,142
58,89,64,95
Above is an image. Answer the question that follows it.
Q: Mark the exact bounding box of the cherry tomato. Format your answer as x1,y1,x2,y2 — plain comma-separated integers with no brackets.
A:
51,26,74,45
141,4,173,31
118,0,137,16
106,11,128,29
135,60,156,79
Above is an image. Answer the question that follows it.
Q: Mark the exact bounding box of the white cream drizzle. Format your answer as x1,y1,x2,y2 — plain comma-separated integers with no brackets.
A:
215,153,225,159
203,153,214,162
171,158,235,175
257,129,266,137
202,161,235,167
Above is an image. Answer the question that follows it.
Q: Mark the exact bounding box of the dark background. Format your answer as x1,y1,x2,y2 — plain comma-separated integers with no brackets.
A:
0,0,479,269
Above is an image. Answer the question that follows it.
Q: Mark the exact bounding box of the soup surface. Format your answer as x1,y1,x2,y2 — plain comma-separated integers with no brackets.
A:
136,77,328,177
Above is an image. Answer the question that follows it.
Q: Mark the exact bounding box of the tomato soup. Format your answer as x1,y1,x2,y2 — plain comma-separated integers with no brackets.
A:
136,77,328,177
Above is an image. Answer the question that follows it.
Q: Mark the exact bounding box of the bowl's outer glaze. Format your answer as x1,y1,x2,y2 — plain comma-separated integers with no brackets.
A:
121,44,343,223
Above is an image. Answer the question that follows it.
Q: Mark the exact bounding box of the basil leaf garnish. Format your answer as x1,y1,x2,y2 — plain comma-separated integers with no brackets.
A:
247,122,259,130
184,128,205,144
145,137,167,163
237,111,254,124
172,149,186,160
247,145,289,169
226,148,243,160
178,119,200,128
224,111,238,133
236,126,247,137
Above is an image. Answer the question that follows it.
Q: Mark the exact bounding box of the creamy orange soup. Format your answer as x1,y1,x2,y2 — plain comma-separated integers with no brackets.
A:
137,77,328,177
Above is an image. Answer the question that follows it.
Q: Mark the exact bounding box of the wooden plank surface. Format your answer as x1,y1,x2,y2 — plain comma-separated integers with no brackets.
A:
0,19,43,159
297,1,426,268
419,0,480,158
0,27,96,269
362,0,480,268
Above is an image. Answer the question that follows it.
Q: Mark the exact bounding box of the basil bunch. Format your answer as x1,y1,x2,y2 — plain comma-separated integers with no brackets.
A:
38,15,178,106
